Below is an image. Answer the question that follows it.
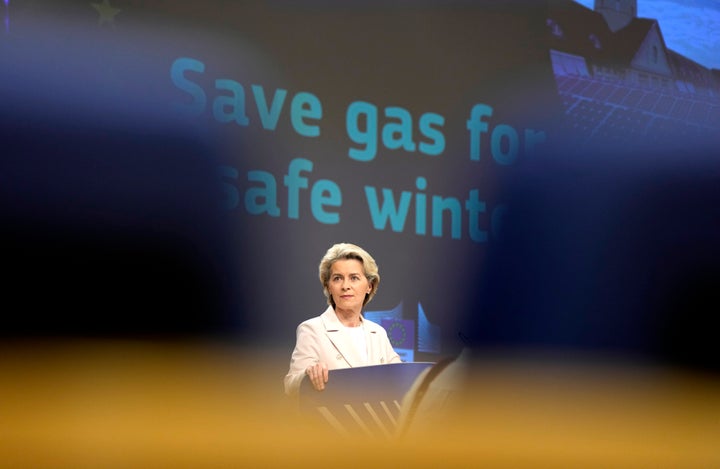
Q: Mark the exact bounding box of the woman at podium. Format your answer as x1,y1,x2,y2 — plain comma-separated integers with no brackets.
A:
284,243,401,396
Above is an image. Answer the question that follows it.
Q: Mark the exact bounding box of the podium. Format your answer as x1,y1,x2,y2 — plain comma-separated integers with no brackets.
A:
298,362,434,438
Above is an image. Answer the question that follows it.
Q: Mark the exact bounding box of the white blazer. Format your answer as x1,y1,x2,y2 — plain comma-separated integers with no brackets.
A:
284,305,402,396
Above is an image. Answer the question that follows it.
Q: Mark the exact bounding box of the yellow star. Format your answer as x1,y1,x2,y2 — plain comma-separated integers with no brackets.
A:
91,0,121,27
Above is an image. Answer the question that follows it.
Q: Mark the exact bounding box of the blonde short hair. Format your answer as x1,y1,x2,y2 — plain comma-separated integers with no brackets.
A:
318,243,380,308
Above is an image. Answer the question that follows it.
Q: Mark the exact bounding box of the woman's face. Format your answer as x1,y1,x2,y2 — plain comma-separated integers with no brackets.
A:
327,258,371,313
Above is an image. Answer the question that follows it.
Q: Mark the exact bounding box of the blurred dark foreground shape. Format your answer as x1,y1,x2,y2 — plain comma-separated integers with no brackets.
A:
465,145,720,372
1,57,244,340
1,118,242,338
396,143,720,464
